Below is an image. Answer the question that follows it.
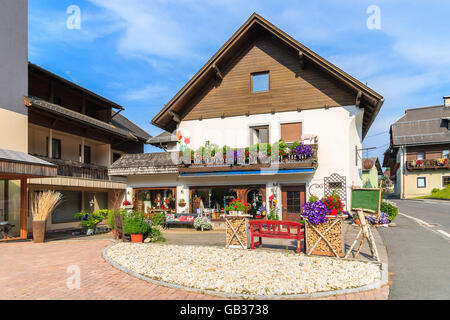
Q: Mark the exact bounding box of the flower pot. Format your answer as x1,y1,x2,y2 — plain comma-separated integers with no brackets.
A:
111,229,116,237
32,220,47,243
131,233,144,243
354,218,361,226
86,229,95,236
178,202,186,207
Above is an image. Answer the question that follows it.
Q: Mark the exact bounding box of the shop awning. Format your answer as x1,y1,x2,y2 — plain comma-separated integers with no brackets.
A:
0,149,57,178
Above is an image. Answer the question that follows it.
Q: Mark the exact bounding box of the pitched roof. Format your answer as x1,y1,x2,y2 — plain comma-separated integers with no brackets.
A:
109,152,178,176
28,62,124,110
391,105,450,146
112,112,151,141
147,131,177,144
25,96,139,141
152,13,384,138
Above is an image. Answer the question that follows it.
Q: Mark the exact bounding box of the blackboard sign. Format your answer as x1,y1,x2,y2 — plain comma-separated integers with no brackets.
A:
351,188,381,214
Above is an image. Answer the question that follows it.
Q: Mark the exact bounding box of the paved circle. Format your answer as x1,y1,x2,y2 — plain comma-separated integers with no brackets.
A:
0,239,389,300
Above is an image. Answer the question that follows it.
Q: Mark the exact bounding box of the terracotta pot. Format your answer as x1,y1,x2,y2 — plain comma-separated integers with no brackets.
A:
178,202,186,207
130,234,144,243
32,220,47,243
354,218,361,226
111,229,116,237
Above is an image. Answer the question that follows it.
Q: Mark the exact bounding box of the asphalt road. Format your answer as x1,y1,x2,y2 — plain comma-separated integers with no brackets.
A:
378,199,450,299
390,199,450,236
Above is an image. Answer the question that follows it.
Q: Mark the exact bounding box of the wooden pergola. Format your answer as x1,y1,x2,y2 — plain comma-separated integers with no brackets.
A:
0,149,56,241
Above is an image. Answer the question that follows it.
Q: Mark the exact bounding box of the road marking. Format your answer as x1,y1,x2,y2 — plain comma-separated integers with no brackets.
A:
399,213,450,241
437,230,450,239
398,213,435,227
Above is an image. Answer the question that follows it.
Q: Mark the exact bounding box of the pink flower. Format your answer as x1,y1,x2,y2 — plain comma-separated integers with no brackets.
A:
184,137,191,144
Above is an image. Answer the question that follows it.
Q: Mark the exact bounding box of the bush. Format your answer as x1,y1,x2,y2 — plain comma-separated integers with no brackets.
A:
107,210,125,230
74,210,107,229
148,226,165,242
194,217,212,230
152,212,165,226
431,188,440,194
380,200,398,222
123,213,150,235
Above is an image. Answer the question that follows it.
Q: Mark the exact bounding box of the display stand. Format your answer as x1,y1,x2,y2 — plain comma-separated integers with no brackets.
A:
345,209,380,262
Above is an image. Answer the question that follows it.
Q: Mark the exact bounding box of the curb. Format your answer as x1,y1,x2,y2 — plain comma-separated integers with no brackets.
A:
102,242,389,300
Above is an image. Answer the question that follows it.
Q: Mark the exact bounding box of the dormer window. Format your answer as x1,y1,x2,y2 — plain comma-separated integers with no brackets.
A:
251,72,269,92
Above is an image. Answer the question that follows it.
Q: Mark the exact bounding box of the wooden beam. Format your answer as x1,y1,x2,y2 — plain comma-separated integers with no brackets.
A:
298,52,305,69
20,178,28,239
356,91,363,108
212,64,223,80
168,110,181,123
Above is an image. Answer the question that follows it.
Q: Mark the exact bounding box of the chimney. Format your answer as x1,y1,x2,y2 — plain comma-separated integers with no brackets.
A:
444,96,450,107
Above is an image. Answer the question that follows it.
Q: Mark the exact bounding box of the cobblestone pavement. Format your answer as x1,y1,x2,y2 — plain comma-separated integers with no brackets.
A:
0,238,388,300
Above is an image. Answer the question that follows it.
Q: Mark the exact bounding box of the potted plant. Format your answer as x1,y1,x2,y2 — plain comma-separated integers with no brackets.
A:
74,210,106,235
122,199,133,209
107,210,122,237
225,199,249,215
31,191,63,243
123,213,150,243
194,217,212,231
178,198,186,207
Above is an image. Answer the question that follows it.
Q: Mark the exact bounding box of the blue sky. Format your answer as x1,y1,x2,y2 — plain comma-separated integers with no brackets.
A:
29,0,450,161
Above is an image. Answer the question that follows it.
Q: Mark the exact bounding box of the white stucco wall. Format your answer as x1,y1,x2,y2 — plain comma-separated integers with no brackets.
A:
177,106,364,202
127,106,364,213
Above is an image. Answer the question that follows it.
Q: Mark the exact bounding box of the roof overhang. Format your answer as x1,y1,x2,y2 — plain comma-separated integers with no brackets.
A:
0,149,57,178
152,13,384,138
25,96,138,142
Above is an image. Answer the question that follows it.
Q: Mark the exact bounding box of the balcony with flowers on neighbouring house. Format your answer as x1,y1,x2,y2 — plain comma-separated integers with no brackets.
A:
177,138,318,174
406,158,450,171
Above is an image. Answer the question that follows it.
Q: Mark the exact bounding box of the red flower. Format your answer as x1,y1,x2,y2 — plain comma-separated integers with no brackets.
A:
176,131,183,141
269,195,274,201
184,137,190,144
330,209,337,216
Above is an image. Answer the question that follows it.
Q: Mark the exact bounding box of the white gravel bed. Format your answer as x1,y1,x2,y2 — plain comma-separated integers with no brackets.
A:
106,243,381,296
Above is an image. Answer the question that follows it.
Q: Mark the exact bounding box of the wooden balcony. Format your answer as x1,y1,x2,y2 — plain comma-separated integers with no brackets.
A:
406,159,450,171
178,144,318,174
32,155,109,180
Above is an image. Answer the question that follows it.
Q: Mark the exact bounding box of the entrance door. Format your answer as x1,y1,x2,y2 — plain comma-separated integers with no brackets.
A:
281,185,306,222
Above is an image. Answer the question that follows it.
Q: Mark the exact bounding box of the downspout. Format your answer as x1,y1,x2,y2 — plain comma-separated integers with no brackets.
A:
401,145,406,199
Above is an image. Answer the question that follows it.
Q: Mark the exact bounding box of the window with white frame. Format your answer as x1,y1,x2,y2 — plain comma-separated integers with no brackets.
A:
417,177,426,188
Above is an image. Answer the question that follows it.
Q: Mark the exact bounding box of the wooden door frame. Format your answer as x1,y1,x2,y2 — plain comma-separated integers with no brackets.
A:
281,184,306,222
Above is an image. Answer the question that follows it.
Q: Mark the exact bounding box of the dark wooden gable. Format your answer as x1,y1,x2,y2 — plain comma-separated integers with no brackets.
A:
182,35,355,121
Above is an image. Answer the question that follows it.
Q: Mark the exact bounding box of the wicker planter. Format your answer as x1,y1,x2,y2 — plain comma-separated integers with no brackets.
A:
304,217,343,257
32,220,47,243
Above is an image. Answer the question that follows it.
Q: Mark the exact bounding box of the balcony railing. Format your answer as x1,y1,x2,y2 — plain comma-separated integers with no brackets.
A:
32,155,109,180
406,159,450,171
178,144,318,173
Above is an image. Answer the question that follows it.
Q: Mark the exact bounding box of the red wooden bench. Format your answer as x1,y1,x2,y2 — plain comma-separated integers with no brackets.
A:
249,220,304,254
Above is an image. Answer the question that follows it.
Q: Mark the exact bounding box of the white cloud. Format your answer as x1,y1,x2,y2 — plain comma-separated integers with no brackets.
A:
122,84,171,101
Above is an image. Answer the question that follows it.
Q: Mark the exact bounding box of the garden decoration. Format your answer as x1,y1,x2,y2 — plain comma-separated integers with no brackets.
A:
302,199,344,257
345,209,380,262
31,191,63,243
225,214,251,249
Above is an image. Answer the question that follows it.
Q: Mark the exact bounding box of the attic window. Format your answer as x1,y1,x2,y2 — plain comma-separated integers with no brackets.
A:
251,72,269,92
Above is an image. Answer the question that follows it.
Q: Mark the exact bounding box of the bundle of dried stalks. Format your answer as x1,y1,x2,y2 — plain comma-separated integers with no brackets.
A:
32,191,63,221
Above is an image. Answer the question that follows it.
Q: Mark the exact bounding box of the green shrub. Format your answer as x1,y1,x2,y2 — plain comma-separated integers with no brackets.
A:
152,212,165,226
194,217,212,230
123,213,150,235
107,210,125,230
74,210,106,229
149,226,165,242
380,200,398,222
308,194,319,203
431,188,440,194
